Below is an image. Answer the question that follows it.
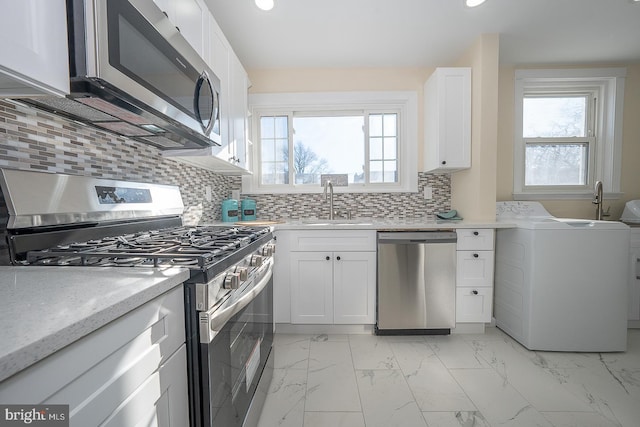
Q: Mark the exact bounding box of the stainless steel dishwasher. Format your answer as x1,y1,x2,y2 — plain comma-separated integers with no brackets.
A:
376,231,457,335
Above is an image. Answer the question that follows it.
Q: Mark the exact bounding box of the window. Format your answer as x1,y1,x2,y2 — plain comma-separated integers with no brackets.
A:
513,69,625,199
244,92,417,193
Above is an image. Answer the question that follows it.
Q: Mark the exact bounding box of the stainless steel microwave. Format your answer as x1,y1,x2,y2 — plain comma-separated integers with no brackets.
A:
20,0,221,150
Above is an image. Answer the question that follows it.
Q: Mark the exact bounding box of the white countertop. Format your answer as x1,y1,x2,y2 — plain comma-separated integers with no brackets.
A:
0,266,189,382
273,218,515,230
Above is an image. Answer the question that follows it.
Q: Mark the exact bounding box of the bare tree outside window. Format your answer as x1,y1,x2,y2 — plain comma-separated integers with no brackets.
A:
523,96,591,186
282,141,330,184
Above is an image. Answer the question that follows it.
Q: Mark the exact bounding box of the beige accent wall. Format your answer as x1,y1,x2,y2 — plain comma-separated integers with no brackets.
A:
450,34,500,221
496,64,640,220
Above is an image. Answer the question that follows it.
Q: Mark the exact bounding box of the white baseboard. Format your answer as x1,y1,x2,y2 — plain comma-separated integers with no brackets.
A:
275,323,375,335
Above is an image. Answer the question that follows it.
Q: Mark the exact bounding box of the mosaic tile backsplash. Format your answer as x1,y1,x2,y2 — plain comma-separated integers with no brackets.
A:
0,99,240,262
0,99,451,260
241,173,451,221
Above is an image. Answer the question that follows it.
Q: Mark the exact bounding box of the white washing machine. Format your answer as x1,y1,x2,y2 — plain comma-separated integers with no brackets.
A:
495,201,630,352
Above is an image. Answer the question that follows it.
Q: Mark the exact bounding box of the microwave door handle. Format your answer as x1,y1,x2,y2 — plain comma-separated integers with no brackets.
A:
194,71,216,136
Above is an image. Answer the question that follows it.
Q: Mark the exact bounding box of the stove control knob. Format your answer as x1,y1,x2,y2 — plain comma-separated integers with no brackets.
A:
250,255,263,267
235,266,249,281
261,245,273,257
223,272,241,289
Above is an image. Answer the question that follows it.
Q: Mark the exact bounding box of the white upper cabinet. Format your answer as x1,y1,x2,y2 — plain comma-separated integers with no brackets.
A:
163,10,251,175
423,67,471,172
152,0,208,57
0,0,69,97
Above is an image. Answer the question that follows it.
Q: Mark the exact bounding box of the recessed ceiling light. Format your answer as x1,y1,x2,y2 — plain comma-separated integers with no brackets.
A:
255,0,274,11
465,0,487,7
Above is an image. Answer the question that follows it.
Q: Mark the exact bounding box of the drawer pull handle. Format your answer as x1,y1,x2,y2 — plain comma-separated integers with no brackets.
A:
336,256,341,261
473,253,479,258
472,290,479,295
325,256,330,261
473,231,479,236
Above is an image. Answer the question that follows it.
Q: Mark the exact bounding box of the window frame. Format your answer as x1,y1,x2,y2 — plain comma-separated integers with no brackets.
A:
243,91,418,194
513,68,625,200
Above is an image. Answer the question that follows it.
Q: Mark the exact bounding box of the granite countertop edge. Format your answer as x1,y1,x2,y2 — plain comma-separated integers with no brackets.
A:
0,267,189,383
272,219,516,230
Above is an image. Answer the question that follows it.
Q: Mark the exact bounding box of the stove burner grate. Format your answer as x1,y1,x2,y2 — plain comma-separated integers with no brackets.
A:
23,225,271,271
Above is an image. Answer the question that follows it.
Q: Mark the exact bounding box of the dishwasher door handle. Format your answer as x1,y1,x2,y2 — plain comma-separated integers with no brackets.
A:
377,231,457,245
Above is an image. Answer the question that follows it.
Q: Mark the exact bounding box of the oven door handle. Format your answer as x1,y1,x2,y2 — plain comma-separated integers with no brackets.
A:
209,267,273,333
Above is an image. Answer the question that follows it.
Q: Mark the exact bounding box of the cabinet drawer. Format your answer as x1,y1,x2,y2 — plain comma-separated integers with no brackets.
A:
456,287,492,323
289,230,376,252
456,229,494,250
0,285,186,418
456,251,494,287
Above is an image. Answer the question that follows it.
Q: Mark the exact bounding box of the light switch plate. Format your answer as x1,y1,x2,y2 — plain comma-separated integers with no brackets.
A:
424,186,433,200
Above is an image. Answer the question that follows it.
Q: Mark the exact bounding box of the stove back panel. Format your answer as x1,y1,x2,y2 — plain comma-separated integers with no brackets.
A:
0,168,184,229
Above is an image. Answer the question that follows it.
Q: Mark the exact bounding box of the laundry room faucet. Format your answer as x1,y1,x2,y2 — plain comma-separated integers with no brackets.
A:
593,180,604,220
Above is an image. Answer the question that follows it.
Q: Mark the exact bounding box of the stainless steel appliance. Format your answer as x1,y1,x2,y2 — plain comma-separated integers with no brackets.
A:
376,231,457,335
19,0,221,150
0,168,274,427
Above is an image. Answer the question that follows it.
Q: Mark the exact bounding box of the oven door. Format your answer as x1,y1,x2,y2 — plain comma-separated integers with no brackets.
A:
199,264,274,427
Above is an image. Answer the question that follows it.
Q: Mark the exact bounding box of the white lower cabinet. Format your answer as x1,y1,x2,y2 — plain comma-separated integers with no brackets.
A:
455,229,495,323
629,228,640,321
0,285,188,427
279,230,377,325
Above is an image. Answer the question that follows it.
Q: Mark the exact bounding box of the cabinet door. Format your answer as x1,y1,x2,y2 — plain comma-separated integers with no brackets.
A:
101,345,189,427
207,14,231,151
456,287,492,323
423,67,471,172
229,53,249,169
456,251,494,287
290,252,334,324
0,0,69,96
629,249,640,320
153,0,206,57
333,251,376,324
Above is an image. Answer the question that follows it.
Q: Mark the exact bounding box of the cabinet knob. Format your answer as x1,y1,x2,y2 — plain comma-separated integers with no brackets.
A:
336,256,341,261
473,231,479,236
441,160,447,165
473,253,479,258
472,290,479,295
326,256,330,261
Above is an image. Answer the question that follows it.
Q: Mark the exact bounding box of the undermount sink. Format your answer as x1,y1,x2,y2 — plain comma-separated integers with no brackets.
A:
300,218,374,226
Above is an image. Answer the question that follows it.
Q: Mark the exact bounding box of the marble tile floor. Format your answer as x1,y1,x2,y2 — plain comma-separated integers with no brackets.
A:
257,327,640,427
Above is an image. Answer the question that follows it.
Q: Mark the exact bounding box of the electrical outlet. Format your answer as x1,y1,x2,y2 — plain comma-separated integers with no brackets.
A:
424,186,433,200
205,186,212,202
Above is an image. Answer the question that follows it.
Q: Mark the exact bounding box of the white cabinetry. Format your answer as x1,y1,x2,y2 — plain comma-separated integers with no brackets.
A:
456,229,494,323
152,0,208,57
162,11,251,174
423,67,471,172
0,0,69,97
0,286,188,427
629,229,640,321
277,230,377,325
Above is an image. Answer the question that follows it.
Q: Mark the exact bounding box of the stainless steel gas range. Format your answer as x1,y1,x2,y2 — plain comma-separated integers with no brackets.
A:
0,168,274,427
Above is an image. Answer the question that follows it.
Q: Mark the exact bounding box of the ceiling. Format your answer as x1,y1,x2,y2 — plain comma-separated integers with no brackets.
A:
204,0,640,69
